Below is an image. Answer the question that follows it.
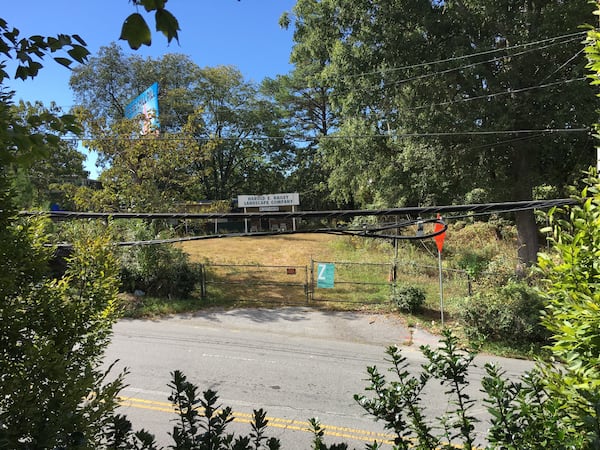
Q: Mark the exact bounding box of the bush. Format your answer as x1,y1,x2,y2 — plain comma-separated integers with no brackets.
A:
393,285,426,313
354,332,586,449
0,217,127,448
119,221,201,298
478,253,520,288
459,281,549,347
537,170,600,428
457,251,490,279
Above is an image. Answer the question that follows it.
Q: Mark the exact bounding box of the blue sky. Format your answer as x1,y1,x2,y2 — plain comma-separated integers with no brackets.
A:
3,1,298,176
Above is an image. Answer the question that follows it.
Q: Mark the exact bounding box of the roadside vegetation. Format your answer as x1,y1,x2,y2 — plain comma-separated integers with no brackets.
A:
6,175,597,448
3,1,600,448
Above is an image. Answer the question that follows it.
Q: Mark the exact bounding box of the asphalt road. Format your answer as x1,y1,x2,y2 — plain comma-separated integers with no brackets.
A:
104,307,535,449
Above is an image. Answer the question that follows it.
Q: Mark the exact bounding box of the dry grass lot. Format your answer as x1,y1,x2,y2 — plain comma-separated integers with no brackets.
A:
179,233,351,266
178,233,399,307
174,223,518,314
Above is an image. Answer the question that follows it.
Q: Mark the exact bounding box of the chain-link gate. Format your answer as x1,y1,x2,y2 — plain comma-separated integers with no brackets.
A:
200,263,309,304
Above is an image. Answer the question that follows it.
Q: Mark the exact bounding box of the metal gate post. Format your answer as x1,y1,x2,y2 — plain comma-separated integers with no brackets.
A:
310,258,315,302
304,265,309,304
200,264,207,300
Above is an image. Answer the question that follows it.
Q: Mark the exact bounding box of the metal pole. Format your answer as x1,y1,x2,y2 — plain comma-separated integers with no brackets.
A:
310,258,314,302
392,238,398,295
438,250,444,326
305,265,309,304
292,205,297,231
200,264,206,300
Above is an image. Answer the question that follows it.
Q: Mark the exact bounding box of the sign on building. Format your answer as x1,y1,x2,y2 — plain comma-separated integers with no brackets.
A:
237,193,300,208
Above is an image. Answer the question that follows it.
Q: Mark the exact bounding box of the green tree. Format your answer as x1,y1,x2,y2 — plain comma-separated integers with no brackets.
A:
70,43,199,131
259,4,343,209
0,66,130,449
190,65,292,200
74,109,210,211
72,47,294,202
0,6,179,447
8,101,88,210
285,0,597,265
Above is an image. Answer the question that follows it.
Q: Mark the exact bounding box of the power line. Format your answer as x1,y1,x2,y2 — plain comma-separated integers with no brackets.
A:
460,133,547,152
65,126,589,147
540,48,586,83
332,37,586,95
28,198,576,247
324,128,590,139
22,198,576,221
411,77,587,111
335,31,587,81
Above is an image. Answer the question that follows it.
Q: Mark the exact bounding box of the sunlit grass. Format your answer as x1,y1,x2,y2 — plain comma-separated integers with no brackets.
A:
120,294,204,318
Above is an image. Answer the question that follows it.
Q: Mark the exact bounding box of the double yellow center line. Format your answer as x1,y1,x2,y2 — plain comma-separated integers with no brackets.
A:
119,396,394,444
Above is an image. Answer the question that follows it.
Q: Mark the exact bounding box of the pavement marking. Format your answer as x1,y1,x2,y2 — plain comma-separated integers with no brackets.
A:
119,397,479,448
119,396,394,444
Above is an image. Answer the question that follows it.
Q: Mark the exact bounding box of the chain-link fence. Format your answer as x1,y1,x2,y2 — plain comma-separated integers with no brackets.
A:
198,259,472,306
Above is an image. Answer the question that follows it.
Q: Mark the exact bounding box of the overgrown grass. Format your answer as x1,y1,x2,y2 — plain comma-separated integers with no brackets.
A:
119,293,205,318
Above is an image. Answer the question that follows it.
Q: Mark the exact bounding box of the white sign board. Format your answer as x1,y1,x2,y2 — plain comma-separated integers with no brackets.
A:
238,193,300,208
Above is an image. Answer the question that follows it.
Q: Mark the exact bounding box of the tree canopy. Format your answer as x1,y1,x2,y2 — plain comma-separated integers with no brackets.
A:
282,0,597,264
70,48,295,208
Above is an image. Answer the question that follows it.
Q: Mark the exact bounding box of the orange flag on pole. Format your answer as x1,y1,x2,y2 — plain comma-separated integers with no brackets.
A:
434,214,446,253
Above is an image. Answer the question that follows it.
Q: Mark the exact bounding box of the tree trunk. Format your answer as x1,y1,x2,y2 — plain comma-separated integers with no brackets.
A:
513,138,539,270
515,208,539,270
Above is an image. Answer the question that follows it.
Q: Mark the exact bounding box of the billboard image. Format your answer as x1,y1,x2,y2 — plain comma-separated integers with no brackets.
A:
125,82,159,134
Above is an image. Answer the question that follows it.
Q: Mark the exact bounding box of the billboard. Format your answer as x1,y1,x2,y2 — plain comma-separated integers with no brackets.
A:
237,193,300,208
125,82,159,133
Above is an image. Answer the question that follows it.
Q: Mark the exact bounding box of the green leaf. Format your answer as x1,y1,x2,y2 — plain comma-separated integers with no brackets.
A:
47,36,61,51
72,34,86,46
15,64,33,80
54,57,72,68
28,61,43,76
67,45,90,63
141,0,166,12
0,37,10,56
155,9,180,44
119,13,151,50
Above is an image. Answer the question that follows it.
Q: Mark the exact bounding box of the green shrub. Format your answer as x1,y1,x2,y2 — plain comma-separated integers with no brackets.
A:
478,253,520,288
105,370,280,449
459,282,549,347
119,221,200,298
0,217,127,448
354,332,584,449
537,170,600,431
457,251,490,279
393,285,426,313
